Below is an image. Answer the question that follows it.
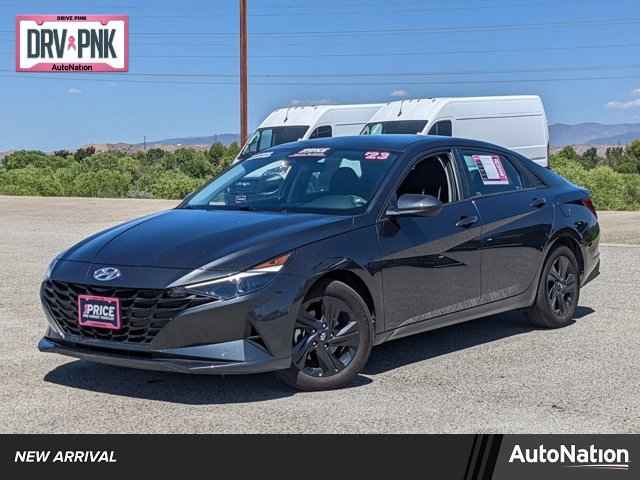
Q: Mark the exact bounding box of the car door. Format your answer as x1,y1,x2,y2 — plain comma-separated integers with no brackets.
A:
377,150,484,332
455,148,552,302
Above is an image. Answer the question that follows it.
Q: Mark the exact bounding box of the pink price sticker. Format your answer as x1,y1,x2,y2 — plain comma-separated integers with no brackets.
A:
364,151,390,160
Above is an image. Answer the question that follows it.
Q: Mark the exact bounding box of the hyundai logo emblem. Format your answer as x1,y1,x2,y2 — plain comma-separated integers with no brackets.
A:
93,267,121,282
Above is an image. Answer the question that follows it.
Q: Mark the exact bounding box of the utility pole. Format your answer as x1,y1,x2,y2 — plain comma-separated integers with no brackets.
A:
240,0,248,145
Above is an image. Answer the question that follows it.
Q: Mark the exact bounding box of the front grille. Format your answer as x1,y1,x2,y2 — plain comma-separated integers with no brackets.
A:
42,280,214,344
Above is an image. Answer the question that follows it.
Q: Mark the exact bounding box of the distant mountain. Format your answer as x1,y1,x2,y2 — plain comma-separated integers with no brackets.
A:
550,123,640,146
150,127,640,149
586,132,640,145
142,134,240,147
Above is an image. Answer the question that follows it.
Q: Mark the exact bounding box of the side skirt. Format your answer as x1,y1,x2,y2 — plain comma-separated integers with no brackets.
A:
374,289,534,345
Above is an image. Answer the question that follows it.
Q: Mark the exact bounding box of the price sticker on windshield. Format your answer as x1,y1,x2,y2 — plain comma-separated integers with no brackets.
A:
289,148,331,158
364,151,390,160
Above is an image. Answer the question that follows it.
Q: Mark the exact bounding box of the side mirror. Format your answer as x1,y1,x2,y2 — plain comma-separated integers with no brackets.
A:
386,194,443,217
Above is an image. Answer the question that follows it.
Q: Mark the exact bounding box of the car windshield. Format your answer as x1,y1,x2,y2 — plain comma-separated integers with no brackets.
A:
185,147,398,214
361,120,428,135
237,125,309,160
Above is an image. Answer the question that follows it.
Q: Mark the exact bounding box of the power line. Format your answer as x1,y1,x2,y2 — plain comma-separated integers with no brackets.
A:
117,0,624,18
0,73,637,87
128,42,640,59
134,17,640,36
2,63,637,79
5,41,640,57
3,16,632,37
4,41,639,60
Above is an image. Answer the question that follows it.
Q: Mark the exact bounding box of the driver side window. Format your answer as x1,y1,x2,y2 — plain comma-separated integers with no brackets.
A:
396,153,455,204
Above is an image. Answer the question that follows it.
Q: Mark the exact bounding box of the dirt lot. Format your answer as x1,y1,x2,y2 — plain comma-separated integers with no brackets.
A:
0,196,638,433
596,211,640,245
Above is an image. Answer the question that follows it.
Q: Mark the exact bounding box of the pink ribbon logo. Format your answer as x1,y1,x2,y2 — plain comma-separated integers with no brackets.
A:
67,35,77,51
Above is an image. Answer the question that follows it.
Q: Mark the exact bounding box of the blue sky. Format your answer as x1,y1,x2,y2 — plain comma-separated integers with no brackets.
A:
1,0,639,150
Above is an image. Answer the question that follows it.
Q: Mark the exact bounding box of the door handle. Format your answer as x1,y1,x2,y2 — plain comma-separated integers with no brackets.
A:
529,197,547,208
456,215,479,228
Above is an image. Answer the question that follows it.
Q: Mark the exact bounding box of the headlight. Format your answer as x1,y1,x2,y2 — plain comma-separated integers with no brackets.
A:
44,252,65,281
184,253,290,301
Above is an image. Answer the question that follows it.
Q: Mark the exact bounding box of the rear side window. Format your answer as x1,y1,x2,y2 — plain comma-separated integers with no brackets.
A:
309,125,332,138
513,157,546,188
428,120,452,137
460,151,524,197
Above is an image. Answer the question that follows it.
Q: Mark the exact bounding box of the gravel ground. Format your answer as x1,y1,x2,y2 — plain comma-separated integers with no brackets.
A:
0,196,638,433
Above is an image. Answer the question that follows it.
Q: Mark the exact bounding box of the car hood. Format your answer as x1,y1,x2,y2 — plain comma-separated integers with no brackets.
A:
62,208,354,272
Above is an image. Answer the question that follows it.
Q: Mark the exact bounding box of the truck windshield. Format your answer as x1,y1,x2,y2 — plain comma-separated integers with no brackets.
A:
361,120,428,135
185,147,398,215
237,125,309,160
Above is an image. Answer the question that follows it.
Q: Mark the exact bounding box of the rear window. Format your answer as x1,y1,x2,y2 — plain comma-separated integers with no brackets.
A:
361,120,428,135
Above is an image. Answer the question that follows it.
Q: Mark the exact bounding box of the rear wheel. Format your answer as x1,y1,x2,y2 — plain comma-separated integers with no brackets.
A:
276,280,373,391
527,246,580,328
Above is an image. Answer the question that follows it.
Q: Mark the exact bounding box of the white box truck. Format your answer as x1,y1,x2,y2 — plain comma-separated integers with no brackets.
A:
234,103,383,163
361,96,549,167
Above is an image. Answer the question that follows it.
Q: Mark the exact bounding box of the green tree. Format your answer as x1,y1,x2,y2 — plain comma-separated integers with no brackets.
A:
72,169,133,197
208,142,226,162
0,166,63,196
605,147,626,169
145,148,165,162
3,150,50,170
74,146,96,162
557,146,578,161
580,147,601,169
148,171,204,199
173,148,214,178
619,140,640,174
225,142,240,161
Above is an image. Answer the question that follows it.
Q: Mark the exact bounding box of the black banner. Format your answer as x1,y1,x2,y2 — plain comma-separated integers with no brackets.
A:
1,435,636,478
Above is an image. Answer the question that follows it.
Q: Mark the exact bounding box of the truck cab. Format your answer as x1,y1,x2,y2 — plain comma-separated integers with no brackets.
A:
235,103,383,163
361,96,550,167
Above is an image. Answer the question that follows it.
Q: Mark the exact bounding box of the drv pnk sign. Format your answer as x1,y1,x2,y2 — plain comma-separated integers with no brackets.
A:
16,15,128,72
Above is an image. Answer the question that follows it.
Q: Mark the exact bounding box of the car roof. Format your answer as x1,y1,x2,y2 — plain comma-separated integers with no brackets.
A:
271,134,509,153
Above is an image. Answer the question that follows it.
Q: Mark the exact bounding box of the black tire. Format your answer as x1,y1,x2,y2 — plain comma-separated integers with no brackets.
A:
276,280,373,391
527,245,580,329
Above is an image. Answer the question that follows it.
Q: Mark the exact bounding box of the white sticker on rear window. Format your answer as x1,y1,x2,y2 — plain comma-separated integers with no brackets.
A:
470,155,509,185
289,147,331,157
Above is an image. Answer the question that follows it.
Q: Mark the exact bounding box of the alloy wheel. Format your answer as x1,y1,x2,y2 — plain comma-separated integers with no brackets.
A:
292,296,360,378
545,255,578,317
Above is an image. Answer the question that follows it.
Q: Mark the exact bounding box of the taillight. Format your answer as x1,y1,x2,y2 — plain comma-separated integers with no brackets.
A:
581,198,597,218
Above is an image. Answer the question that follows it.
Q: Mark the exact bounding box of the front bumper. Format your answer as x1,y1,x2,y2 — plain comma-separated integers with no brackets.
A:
40,264,306,374
38,336,291,375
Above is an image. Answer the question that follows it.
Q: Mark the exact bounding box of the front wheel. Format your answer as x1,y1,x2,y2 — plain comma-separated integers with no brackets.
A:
276,280,373,391
527,245,580,329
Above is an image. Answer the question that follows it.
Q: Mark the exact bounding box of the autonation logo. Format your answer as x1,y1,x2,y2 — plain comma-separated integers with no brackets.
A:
509,443,630,471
